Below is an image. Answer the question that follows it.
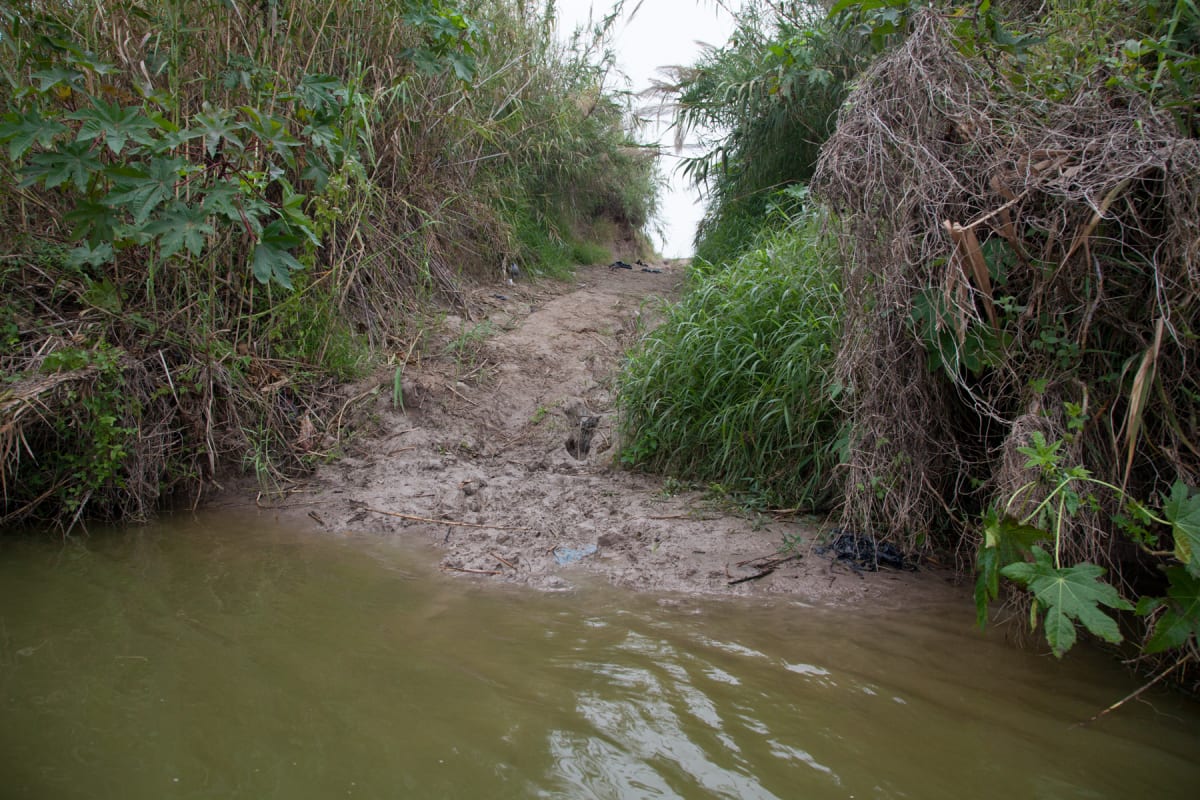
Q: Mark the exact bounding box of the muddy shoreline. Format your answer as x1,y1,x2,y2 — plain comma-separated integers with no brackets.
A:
225,263,967,608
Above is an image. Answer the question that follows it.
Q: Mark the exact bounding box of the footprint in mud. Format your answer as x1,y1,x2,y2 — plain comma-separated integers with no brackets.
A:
562,399,600,459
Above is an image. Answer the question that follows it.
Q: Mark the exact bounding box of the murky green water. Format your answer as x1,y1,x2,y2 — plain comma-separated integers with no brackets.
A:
1,513,1197,799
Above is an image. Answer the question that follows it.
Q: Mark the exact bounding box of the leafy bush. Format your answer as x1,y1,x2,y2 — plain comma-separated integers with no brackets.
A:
0,0,658,528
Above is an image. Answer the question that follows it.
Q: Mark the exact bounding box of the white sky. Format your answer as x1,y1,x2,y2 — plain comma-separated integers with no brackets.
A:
553,1,738,257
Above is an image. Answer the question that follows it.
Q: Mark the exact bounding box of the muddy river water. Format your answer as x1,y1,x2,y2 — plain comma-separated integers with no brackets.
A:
2,511,1198,799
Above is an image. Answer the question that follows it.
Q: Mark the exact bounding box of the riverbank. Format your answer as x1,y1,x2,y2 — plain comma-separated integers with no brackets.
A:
217,263,966,608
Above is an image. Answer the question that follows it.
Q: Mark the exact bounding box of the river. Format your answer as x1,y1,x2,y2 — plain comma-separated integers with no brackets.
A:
1,511,1197,798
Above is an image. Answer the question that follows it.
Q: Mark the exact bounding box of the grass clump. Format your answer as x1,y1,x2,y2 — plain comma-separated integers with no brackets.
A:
570,241,613,266
618,204,843,510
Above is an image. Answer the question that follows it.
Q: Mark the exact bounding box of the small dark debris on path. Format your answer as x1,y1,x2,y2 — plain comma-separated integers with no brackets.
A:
817,528,915,573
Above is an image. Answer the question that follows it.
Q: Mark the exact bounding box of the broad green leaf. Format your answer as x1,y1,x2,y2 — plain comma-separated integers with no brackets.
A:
236,195,274,237
19,140,102,190
974,545,999,626
0,109,69,160
1163,482,1200,574
144,202,213,259
239,108,300,168
65,51,118,77
81,278,122,312
65,241,114,270
1138,567,1200,654
976,508,1050,627
65,198,122,244
200,181,244,223
190,107,245,158
252,221,305,288
30,66,84,94
983,509,1048,551
301,156,331,192
448,53,475,82
68,99,159,154
103,157,188,225
1001,546,1133,657
278,187,319,246
296,74,347,119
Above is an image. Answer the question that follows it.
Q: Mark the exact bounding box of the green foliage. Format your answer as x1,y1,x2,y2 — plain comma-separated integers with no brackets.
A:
833,0,1199,135
0,0,659,527
402,0,485,81
1019,0,1200,135
1163,481,1200,573
1137,567,1200,654
910,285,1012,377
570,240,612,266
36,344,138,521
1001,546,1134,657
670,4,866,262
444,320,494,375
618,204,844,509
974,509,1050,625
0,55,370,289
977,427,1200,660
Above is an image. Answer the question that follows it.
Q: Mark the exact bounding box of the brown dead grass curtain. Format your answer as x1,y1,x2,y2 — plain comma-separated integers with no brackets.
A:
812,11,1200,565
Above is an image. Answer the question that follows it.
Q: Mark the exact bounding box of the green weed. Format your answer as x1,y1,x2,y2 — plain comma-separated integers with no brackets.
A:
618,205,844,511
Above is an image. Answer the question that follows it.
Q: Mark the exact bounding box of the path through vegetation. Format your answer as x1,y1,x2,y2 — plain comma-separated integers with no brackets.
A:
255,264,960,605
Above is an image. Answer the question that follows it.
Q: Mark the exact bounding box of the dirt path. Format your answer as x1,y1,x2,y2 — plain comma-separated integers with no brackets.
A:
263,263,965,607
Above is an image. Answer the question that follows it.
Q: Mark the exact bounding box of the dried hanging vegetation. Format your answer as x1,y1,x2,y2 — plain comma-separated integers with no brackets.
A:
812,10,1200,573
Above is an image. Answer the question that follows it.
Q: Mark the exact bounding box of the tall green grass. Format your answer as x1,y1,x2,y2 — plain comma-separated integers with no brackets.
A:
618,204,844,509
664,2,865,264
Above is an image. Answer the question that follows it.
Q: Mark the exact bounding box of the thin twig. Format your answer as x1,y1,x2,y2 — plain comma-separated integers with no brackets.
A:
442,565,501,576
736,553,801,569
1077,655,1190,726
490,551,518,570
443,382,478,406
728,568,775,585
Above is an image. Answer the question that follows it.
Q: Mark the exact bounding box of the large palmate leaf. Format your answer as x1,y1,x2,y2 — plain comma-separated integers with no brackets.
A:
65,198,122,244
19,140,102,190
0,109,69,160
1002,546,1133,657
143,201,213,259
252,220,306,288
295,74,348,120
190,107,245,158
975,509,1050,625
239,108,300,168
104,157,188,225
68,99,160,154
1137,567,1200,654
1163,482,1200,575
29,66,85,94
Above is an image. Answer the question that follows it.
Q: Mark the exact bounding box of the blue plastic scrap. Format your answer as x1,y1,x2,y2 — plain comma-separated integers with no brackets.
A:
553,544,597,566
